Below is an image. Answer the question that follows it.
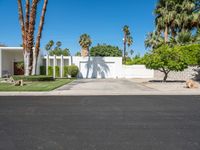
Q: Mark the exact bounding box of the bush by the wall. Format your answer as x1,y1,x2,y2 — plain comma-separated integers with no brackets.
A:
55,66,60,78
68,65,79,78
48,66,53,76
13,75,54,81
40,66,46,75
63,66,69,77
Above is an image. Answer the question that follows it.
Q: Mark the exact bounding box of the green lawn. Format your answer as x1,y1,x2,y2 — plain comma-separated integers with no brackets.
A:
0,79,74,92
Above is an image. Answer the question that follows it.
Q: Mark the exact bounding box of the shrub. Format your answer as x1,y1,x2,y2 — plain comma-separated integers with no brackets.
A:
125,55,146,65
13,76,54,81
63,66,69,77
40,66,46,75
55,66,60,77
68,65,79,78
48,66,53,76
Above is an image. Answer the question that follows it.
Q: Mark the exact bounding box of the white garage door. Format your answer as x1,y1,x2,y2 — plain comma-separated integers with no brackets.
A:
79,62,115,79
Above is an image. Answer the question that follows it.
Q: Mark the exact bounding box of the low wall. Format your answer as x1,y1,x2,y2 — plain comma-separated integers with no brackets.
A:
122,65,154,78
72,57,122,79
154,66,200,81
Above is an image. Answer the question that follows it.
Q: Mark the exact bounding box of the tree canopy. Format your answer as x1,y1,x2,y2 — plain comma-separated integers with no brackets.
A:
144,45,188,81
45,40,70,56
145,0,200,49
90,44,122,57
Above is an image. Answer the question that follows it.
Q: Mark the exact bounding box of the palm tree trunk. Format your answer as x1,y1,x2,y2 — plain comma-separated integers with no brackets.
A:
32,49,37,75
17,0,26,53
171,27,176,38
17,0,31,75
124,34,127,62
26,0,39,75
32,0,48,75
164,25,168,43
24,51,31,76
25,0,30,51
81,47,89,57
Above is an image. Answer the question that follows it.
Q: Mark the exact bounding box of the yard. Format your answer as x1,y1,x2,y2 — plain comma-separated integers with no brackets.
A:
0,79,74,92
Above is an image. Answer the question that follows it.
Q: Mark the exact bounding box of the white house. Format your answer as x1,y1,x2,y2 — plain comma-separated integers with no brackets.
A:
44,56,154,79
0,47,154,79
0,47,24,78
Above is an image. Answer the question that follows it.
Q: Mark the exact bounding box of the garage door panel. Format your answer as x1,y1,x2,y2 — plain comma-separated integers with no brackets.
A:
79,62,115,79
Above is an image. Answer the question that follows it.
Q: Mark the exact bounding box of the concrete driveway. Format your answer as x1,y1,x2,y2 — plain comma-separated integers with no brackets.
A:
56,79,155,95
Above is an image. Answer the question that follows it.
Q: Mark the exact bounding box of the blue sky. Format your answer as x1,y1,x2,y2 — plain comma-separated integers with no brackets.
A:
0,0,157,55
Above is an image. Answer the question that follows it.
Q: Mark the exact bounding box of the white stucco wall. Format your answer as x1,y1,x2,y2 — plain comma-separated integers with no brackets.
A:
44,56,154,79
72,57,122,79
0,47,24,77
121,65,154,78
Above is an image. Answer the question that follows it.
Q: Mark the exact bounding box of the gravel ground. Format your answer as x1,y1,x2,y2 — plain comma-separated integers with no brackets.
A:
142,80,200,91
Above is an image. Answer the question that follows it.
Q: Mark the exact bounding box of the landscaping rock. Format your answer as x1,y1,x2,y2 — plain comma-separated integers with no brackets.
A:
186,80,199,89
14,80,24,86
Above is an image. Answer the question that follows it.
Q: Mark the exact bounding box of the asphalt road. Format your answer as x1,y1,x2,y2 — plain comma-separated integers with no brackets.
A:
0,96,200,150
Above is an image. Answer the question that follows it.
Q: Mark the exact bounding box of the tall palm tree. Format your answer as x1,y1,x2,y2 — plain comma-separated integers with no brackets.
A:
123,25,130,58
79,34,92,57
33,0,48,75
155,0,176,43
17,0,48,76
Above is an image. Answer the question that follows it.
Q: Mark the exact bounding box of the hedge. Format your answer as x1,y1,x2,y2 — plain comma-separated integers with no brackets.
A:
55,66,60,78
48,66,53,76
40,66,46,75
13,76,54,81
63,66,69,77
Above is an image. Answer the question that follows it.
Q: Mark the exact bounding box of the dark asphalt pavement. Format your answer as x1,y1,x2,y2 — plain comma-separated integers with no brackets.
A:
0,96,200,150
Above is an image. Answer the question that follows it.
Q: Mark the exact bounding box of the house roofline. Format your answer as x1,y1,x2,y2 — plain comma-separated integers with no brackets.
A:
0,47,23,50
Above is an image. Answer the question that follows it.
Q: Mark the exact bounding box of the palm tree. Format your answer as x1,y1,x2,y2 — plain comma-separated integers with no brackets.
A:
127,36,133,57
154,0,200,46
33,0,48,75
155,0,176,43
79,34,92,57
17,0,48,76
127,36,133,47
123,25,130,58
145,31,164,49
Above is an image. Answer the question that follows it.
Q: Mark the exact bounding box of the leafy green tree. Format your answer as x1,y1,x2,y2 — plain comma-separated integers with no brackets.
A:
126,54,146,65
145,45,188,82
79,34,92,57
178,44,200,65
75,52,81,56
90,44,122,57
45,40,70,56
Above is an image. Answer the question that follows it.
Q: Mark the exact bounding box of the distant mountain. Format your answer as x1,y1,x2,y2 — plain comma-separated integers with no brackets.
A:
0,43,6,47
